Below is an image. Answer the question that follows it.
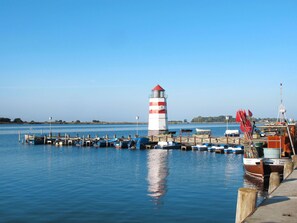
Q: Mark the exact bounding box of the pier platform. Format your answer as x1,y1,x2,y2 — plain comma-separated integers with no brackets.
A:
244,168,297,222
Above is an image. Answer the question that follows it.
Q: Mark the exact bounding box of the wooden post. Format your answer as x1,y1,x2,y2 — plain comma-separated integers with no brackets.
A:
194,136,196,145
268,172,280,194
226,136,229,144
283,162,294,179
105,134,109,147
292,155,297,169
235,188,258,223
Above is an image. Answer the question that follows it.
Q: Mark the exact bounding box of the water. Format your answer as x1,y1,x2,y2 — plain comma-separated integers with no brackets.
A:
0,124,267,223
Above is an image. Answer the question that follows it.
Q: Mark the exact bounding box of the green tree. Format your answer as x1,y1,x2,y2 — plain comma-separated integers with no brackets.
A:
13,118,23,123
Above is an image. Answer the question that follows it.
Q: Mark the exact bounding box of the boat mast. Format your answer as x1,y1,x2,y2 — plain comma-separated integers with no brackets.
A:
277,83,287,123
276,83,295,155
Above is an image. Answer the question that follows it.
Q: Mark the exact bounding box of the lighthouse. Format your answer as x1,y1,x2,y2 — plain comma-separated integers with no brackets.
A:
148,85,168,136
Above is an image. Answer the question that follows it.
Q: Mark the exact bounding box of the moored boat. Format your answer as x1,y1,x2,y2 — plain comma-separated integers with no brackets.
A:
154,141,181,150
237,104,297,179
224,129,240,137
195,128,211,137
128,137,150,150
114,140,130,149
243,156,291,178
231,145,244,154
191,144,208,151
224,146,233,154
211,144,227,154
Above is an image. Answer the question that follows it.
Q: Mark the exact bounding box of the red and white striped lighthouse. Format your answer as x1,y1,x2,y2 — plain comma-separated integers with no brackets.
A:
148,85,168,136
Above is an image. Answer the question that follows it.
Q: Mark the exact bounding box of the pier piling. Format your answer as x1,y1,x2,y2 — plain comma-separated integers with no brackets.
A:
235,188,257,223
284,162,294,179
292,155,297,169
268,172,280,194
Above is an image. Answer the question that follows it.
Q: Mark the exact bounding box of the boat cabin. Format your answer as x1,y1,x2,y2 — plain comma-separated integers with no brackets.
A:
195,128,211,137
224,129,240,137
259,123,297,157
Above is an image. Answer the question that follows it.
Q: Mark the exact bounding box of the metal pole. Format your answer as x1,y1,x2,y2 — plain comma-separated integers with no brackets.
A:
136,116,139,136
49,117,52,137
226,116,229,131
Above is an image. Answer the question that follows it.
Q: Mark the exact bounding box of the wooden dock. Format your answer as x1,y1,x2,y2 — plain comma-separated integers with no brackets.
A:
23,133,244,148
149,134,243,146
244,168,297,222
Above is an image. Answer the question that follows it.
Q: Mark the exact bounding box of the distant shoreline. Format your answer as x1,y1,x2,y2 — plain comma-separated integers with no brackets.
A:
0,121,238,125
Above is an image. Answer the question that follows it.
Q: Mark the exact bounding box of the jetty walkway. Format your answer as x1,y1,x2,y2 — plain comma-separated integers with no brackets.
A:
244,168,297,222
23,133,245,148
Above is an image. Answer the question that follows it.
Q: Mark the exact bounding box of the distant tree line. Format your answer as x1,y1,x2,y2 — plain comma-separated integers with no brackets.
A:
191,115,277,123
191,116,236,123
0,117,24,124
0,116,279,124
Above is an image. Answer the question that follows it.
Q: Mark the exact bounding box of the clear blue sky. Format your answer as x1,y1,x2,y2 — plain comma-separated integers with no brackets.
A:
0,0,296,122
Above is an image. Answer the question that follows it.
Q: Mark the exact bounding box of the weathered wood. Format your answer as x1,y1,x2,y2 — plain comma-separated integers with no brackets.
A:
292,155,297,169
284,162,294,179
268,172,280,194
235,188,258,223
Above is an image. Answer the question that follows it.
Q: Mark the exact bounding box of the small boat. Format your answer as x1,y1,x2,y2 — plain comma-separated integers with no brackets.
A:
25,134,45,145
224,129,240,137
114,140,130,149
128,137,150,150
154,141,181,150
195,128,211,136
211,144,227,154
192,144,208,151
208,146,216,152
232,145,244,154
224,147,233,154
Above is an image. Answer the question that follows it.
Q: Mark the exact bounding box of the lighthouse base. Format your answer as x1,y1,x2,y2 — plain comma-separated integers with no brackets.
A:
148,129,168,136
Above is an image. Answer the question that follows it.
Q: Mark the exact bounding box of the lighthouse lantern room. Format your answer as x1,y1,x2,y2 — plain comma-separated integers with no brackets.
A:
148,85,168,136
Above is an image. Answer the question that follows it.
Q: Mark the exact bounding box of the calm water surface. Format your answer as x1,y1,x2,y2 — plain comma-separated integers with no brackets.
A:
0,124,266,223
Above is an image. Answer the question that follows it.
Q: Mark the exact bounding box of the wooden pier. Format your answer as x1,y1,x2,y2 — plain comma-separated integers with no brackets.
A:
243,169,297,222
149,134,243,146
238,158,297,223
23,133,244,148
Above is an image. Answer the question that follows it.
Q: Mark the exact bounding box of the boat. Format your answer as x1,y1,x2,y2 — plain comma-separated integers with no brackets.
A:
224,146,233,154
114,140,130,149
237,106,297,179
214,144,227,154
128,137,150,150
191,144,208,151
25,134,45,145
208,146,215,152
195,128,211,136
224,129,240,137
154,141,181,150
209,144,227,153
231,145,244,154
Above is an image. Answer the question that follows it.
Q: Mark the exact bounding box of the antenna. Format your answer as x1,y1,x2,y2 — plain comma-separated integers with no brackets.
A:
277,83,286,122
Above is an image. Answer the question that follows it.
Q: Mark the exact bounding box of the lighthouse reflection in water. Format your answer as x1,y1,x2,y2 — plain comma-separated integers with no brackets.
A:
147,150,169,204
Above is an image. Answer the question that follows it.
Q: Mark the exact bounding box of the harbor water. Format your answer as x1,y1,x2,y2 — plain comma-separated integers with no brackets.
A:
0,124,267,223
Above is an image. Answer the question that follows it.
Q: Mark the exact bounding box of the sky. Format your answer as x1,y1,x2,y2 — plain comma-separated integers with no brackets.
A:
0,0,296,122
